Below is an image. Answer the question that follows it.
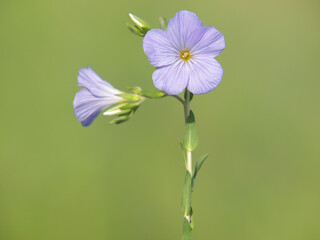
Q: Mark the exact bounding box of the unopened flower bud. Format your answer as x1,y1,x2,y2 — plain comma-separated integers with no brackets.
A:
120,102,140,110
127,13,151,37
141,90,166,99
109,111,134,124
158,16,167,30
103,103,130,116
126,86,143,95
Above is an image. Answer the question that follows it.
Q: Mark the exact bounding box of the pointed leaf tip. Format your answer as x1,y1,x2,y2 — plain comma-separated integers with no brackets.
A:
193,153,209,181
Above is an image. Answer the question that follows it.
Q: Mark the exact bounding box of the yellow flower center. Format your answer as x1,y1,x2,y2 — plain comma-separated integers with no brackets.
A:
180,50,191,61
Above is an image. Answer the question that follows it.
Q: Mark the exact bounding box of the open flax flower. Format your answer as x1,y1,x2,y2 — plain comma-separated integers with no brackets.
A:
143,10,225,95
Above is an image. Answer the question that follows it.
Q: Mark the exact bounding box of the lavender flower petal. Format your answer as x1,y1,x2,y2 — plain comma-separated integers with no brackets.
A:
190,26,225,57
183,26,208,51
78,66,121,97
143,29,179,67
152,61,189,95
166,10,203,50
73,88,121,127
187,57,223,94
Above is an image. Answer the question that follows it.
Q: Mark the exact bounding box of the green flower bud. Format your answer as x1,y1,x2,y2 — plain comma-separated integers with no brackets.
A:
103,103,130,116
158,16,167,30
109,111,134,124
126,23,145,37
141,90,166,99
127,13,151,37
119,102,140,110
126,86,143,95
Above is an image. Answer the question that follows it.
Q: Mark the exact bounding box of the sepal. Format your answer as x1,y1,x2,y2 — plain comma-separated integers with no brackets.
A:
116,93,141,101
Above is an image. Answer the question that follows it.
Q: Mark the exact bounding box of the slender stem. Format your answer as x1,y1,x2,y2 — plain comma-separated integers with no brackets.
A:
184,90,192,176
185,150,193,224
184,90,191,122
171,95,185,105
184,89,192,226
186,150,192,176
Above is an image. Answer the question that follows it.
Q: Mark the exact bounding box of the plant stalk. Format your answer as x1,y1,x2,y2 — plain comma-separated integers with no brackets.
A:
183,89,193,232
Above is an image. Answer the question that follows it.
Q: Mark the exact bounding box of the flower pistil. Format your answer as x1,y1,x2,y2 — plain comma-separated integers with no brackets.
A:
180,50,191,61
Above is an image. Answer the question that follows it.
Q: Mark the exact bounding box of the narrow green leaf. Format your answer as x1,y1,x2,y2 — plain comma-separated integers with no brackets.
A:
190,207,195,229
182,111,198,151
193,153,208,182
179,142,188,170
181,171,192,216
182,218,192,240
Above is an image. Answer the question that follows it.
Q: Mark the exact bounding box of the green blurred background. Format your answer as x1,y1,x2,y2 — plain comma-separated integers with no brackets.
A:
0,0,319,239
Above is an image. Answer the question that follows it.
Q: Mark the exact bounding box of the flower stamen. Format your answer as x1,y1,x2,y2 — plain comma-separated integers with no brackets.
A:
180,50,191,61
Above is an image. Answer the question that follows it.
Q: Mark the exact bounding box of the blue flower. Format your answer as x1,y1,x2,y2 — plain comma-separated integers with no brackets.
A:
73,66,124,126
143,10,225,95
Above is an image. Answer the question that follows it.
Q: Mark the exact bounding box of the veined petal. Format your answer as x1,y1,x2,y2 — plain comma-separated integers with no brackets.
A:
166,10,203,50
78,66,122,97
152,60,189,95
187,57,223,94
184,26,208,50
73,88,121,126
190,26,225,57
143,29,179,67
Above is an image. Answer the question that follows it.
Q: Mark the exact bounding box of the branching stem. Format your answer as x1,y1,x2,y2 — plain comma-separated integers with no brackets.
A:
172,95,185,105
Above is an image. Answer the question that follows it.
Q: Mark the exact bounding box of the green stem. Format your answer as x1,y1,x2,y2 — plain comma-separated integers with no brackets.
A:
183,89,193,237
185,149,192,227
186,150,192,176
184,90,191,122
184,89,192,176
172,95,185,105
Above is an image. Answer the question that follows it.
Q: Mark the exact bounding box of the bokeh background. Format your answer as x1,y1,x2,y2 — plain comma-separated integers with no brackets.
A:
1,0,319,239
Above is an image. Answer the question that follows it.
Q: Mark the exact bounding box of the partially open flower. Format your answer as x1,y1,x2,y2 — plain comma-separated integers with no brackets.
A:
73,66,125,126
